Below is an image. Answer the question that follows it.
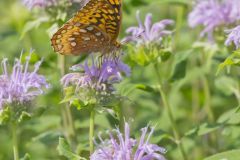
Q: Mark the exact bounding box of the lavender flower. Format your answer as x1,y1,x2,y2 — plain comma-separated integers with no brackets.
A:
225,25,240,49
22,0,79,9
227,0,240,23
61,56,130,93
0,52,50,109
188,0,240,41
90,122,166,160
123,11,174,46
22,0,56,9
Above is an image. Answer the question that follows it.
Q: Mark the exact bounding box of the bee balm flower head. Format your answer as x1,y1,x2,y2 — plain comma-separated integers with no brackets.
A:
0,52,49,109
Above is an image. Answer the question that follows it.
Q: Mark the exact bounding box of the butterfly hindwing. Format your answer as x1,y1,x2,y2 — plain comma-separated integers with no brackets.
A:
51,0,122,55
51,24,110,55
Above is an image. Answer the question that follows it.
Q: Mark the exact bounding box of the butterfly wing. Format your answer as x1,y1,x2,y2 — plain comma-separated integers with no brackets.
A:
51,0,122,55
103,0,122,41
51,24,110,55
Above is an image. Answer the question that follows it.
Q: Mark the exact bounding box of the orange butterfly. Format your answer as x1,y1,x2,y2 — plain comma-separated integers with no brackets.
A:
51,0,122,55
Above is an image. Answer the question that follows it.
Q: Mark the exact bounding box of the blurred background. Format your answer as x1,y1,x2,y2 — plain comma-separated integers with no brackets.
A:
1,0,240,159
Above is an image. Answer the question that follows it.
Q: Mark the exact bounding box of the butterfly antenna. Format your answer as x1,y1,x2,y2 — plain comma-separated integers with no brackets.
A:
121,29,145,45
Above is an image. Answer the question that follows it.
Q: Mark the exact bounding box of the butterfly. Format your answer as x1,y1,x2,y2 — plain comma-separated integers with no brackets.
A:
51,0,122,55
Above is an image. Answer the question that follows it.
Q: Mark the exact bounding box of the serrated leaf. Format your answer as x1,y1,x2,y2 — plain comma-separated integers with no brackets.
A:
204,149,240,160
57,137,86,160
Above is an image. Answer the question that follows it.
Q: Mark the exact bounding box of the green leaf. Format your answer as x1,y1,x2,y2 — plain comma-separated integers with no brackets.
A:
71,99,88,110
21,17,49,38
0,107,10,125
215,76,239,96
32,106,47,117
204,149,240,160
218,106,240,125
170,60,187,82
185,123,222,137
159,0,189,6
135,84,159,94
20,153,31,160
18,111,31,123
217,49,240,74
57,137,86,160
160,49,172,62
32,131,62,145
60,87,75,104
170,50,191,82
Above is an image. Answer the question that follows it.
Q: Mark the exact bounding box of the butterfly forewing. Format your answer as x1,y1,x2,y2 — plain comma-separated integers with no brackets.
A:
51,0,122,55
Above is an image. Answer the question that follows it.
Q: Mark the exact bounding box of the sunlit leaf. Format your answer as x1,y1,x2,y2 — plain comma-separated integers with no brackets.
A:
217,49,240,74
0,107,10,125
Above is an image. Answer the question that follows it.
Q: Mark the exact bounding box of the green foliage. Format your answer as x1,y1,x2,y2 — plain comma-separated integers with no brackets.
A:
217,49,240,74
20,153,31,160
0,107,10,125
1,0,240,160
57,137,86,160
204,149,240,160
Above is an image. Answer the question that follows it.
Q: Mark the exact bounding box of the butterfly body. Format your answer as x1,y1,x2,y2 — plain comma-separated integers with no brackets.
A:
51,0,122,55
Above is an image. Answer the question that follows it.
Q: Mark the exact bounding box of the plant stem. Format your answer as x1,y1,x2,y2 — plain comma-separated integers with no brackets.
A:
175,5,184,49
58,55,75,143
154,65,188,160
89,109,95,154
12,123,19,160
66,104,76,139
202,76,218,152
158,86,188,160
202,77,214,122
192,81,200,122
118,103,124,132
58,55,65,76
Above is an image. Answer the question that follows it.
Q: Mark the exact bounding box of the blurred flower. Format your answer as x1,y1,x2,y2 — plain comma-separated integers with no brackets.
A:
22,0,56,9
90,122,166,160
0,52,50,109
225,25,240,49
227,0,240,22
188,0,240,41
123,11,174,46
61,56,130,93
22,0,80,9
